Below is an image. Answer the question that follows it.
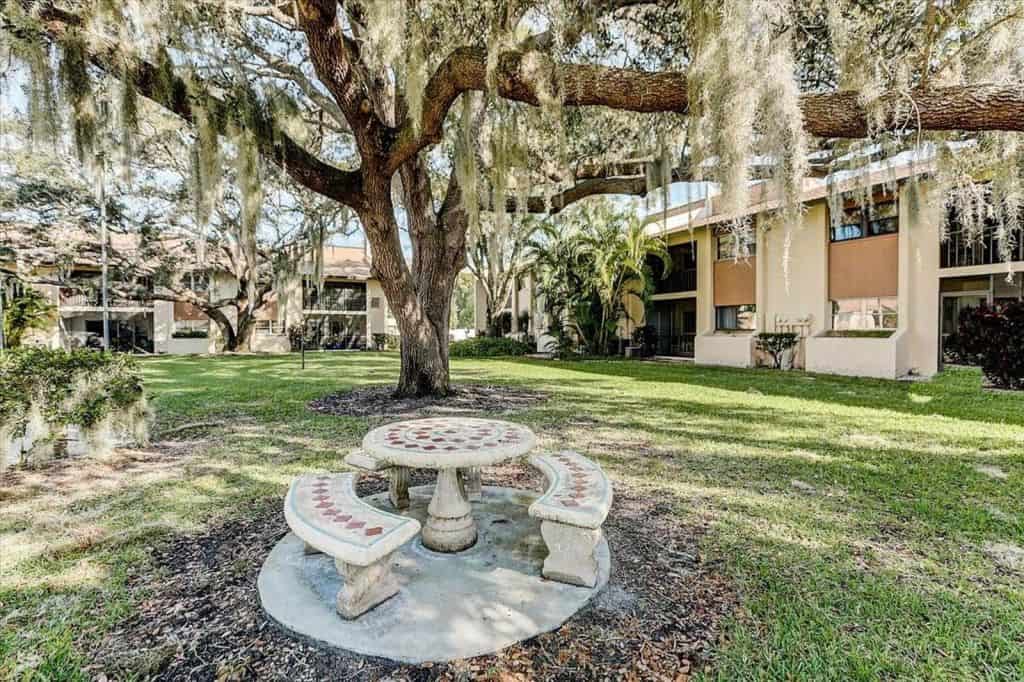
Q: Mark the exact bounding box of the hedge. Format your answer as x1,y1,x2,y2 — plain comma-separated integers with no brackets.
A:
449,337,533,358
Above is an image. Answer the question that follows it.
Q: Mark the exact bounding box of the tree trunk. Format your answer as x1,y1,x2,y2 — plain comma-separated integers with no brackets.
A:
235,308,256,352
358,170,464,398
386,270,455,397
206,307,238,351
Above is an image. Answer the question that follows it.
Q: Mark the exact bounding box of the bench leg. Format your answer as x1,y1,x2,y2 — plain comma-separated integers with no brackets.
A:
389,466,410,510
540,521,602,588
334,553,399,619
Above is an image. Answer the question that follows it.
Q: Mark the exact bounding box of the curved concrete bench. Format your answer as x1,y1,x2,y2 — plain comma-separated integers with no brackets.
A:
284,473,420,619
528,451,613,588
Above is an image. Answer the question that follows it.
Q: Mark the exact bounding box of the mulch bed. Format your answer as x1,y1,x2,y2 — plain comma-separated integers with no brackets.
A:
89,463,736,681
307,384,549,420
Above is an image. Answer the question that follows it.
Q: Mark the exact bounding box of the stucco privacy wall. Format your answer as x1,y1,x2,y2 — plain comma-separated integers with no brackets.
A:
805,333,902,379
696,332,756,367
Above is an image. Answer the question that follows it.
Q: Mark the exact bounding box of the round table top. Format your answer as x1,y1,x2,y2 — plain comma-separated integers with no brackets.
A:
362,417,537,469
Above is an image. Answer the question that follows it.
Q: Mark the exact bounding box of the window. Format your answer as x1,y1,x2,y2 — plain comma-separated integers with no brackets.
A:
831,200,898,242
717,233,756,260
716,304,756,331
868,201,898,236
648,242,698,294
255,320,284,335
185,271,210,294
173,319,210,335
832,297,898,330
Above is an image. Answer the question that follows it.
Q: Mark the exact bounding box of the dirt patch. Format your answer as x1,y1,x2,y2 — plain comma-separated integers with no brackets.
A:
88,463,736,681
985,541,1024,572
973,465,1008,480
308,383,548,420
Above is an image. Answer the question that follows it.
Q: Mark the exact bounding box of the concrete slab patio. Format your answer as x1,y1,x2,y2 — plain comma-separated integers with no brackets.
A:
258,484,611,664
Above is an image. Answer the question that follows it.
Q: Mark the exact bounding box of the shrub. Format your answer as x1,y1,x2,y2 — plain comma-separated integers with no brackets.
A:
449,336,533,358
0,348,148,467
287,324,304,352
3,287,56,347
171,329,209,339
631,325,657,356
755,332,799,369
955,301,1024,389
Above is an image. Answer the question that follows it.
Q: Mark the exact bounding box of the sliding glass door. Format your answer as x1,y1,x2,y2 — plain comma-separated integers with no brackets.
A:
650,299,697,357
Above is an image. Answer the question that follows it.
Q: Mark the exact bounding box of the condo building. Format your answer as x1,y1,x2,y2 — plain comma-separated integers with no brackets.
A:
0,239,397,354
619,166,1022,379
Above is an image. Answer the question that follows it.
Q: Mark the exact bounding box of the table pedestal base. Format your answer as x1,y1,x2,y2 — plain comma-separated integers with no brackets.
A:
422,468,477,552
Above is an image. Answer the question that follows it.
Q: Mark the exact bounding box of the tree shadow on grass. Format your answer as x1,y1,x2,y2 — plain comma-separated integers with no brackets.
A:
496,357,1024,428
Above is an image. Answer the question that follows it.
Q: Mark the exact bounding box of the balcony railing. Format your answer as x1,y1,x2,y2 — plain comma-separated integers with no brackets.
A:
941,228,1024,269
654,332,696,358
649,243,698,294
302,291,367,312
59,289,153,308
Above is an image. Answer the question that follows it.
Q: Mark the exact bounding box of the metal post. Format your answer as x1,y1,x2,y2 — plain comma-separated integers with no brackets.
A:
99,149,110,352
0,274,6,354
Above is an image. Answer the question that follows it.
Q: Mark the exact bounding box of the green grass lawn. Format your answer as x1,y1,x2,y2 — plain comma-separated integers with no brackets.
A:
2,353,1023,680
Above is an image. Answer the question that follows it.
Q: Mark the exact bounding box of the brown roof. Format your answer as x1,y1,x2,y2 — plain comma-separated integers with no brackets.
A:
318,245,372,279
1,224,374,280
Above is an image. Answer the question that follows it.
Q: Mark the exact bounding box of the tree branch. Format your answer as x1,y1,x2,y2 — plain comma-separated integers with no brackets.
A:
294,0,385,161
16,1,365,209
388,45,1024,174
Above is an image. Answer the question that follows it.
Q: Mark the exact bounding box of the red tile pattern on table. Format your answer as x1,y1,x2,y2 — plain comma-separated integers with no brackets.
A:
370,418,532,458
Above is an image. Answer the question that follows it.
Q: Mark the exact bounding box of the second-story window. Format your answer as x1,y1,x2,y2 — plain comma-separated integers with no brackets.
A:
831,198,899,242
717,233,756,260
648,242,698,294
304,281,367,311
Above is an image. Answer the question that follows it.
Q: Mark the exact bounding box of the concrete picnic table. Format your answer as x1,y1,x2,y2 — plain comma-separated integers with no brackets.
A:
362,417,537,552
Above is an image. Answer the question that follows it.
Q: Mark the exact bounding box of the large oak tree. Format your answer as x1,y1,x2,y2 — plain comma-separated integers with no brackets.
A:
2,0,1023,395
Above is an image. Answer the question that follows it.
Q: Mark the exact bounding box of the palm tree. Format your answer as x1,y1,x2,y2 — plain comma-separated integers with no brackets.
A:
576,207,670,354
527,201,670,355
3,285,56,349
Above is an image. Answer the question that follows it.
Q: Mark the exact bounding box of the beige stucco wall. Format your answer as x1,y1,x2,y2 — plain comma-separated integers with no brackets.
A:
367,280,387,338
896,181,941,377
759,204,830,336
164,337,212,354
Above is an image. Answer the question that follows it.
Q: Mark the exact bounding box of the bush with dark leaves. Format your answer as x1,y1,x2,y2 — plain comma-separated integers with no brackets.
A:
956,301,1024,389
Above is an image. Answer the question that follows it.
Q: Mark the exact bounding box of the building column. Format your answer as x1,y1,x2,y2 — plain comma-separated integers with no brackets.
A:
510,276,520,334
755,217,767,332
696,230,715,336
896,181,941,377
527,273,536,334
